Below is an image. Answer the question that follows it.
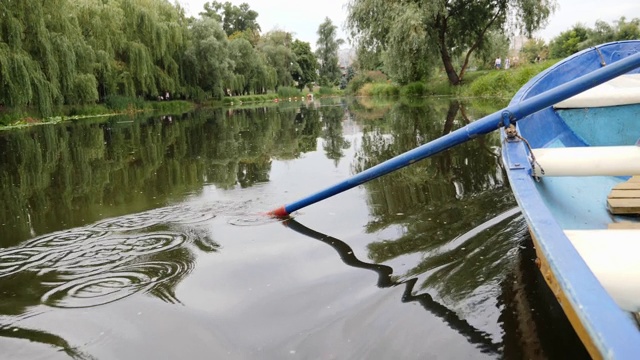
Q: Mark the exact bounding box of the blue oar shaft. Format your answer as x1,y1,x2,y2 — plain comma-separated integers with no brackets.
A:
269,50,640,217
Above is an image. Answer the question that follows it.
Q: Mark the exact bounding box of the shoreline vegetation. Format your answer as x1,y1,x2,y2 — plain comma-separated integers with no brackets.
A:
1,0,635,131
1,60,556,130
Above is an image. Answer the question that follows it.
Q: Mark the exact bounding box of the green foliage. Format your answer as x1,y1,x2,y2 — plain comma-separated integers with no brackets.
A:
184,17,233,99
228,38,270,95
520,38,549,63
548,17,640,58
318,86,337,95
345,71,388,94
65,104,109,117
347,0,556,85
149,101,195,114
360,83,400,97
472,31,511,70
380,4,434,84
277,87,302,98
291,40,318,91
259,30,297,91
464,60,556,97
315,17,344,86
549,25,589,59
200,1,261,36
105,95,145,111
400,82,427,97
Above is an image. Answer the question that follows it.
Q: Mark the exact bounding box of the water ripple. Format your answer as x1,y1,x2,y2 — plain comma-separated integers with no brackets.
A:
228,215,283,226
92,203,218,231
41,260,190,308
0,202,219,310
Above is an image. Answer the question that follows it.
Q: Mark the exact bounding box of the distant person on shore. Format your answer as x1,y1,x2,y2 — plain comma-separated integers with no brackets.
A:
495,57,502,70
505,58,510,70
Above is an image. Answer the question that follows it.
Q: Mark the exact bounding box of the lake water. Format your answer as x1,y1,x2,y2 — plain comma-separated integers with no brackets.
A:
0,98,589,359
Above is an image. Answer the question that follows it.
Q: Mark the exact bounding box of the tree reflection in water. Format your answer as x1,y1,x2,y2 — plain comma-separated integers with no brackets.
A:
0,202,224,356
0,98,589,358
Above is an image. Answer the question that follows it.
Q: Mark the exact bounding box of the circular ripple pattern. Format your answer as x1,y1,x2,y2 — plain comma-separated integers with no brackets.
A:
92,203,218,231
0,229,109,278
41,260,192,308
0,202,223,309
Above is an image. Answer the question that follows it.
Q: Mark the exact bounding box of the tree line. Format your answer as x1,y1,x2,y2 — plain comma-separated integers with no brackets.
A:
0,0,344,118
520,17,640,63
346,0,556,86
346,0,638,87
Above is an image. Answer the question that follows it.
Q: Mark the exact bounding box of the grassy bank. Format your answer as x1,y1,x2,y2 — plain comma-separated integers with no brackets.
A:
349,60,558,99
220,86,344,106
461,60,557,98
1,98,197,128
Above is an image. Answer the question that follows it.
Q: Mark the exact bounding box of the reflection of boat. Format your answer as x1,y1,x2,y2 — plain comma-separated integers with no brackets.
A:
501,41,640,358
498,232,590,359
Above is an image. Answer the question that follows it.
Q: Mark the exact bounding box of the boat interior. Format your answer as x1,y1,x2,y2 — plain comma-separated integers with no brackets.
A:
517,73,640,314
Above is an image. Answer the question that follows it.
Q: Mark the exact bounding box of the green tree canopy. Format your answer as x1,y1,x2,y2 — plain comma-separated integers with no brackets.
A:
228,38,274,95
184,17,233,99
347,0,556,85
315,17,344,86
200,1,261,37
258,30,297,91
546,17,639,59
520,38,549,63
548,25,589,59
291,40,318,90
0,0,101,115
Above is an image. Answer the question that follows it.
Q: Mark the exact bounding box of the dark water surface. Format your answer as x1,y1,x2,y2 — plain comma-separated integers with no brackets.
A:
0,98,588,359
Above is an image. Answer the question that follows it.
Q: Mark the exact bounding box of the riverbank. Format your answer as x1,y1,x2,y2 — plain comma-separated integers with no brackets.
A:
0,98,197,130
0,62,556,129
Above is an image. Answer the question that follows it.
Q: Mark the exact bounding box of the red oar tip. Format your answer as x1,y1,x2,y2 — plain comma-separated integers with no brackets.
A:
266,205,289,218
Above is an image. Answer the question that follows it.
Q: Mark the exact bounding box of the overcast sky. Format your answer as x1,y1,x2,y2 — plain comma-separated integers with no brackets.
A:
177,0,640,49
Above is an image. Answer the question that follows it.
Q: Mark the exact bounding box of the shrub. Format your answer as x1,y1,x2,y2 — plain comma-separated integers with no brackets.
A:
318,86,335,95
277,86,301,98
400,82,427,97
346,70,389,94
105,95,144,111
358,82,400,97
464,60,555,98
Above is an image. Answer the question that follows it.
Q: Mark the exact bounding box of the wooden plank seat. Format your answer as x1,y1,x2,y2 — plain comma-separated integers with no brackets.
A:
608,222,640,229
608,176,640,215
564,229,640,312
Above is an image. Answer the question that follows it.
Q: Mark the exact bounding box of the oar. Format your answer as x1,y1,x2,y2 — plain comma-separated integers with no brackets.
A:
268,51,640,217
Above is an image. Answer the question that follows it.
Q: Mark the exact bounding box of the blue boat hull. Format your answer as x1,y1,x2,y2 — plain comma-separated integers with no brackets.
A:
502,41,640,359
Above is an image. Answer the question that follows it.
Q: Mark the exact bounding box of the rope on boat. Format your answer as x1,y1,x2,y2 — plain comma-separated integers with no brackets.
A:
503,124,545,181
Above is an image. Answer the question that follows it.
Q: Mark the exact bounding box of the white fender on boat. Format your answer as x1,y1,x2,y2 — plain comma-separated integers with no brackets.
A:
564,229,640,312
554,73,640,108
531,146,640,177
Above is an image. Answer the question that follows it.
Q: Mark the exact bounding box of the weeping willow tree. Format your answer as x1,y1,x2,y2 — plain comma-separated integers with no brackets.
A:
74,0,188,100
227,38,276,95
0,0,99,115
0,0,311,118
258,30,298,91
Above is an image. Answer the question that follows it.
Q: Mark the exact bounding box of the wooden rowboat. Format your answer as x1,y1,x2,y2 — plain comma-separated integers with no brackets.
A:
501,40,640,359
